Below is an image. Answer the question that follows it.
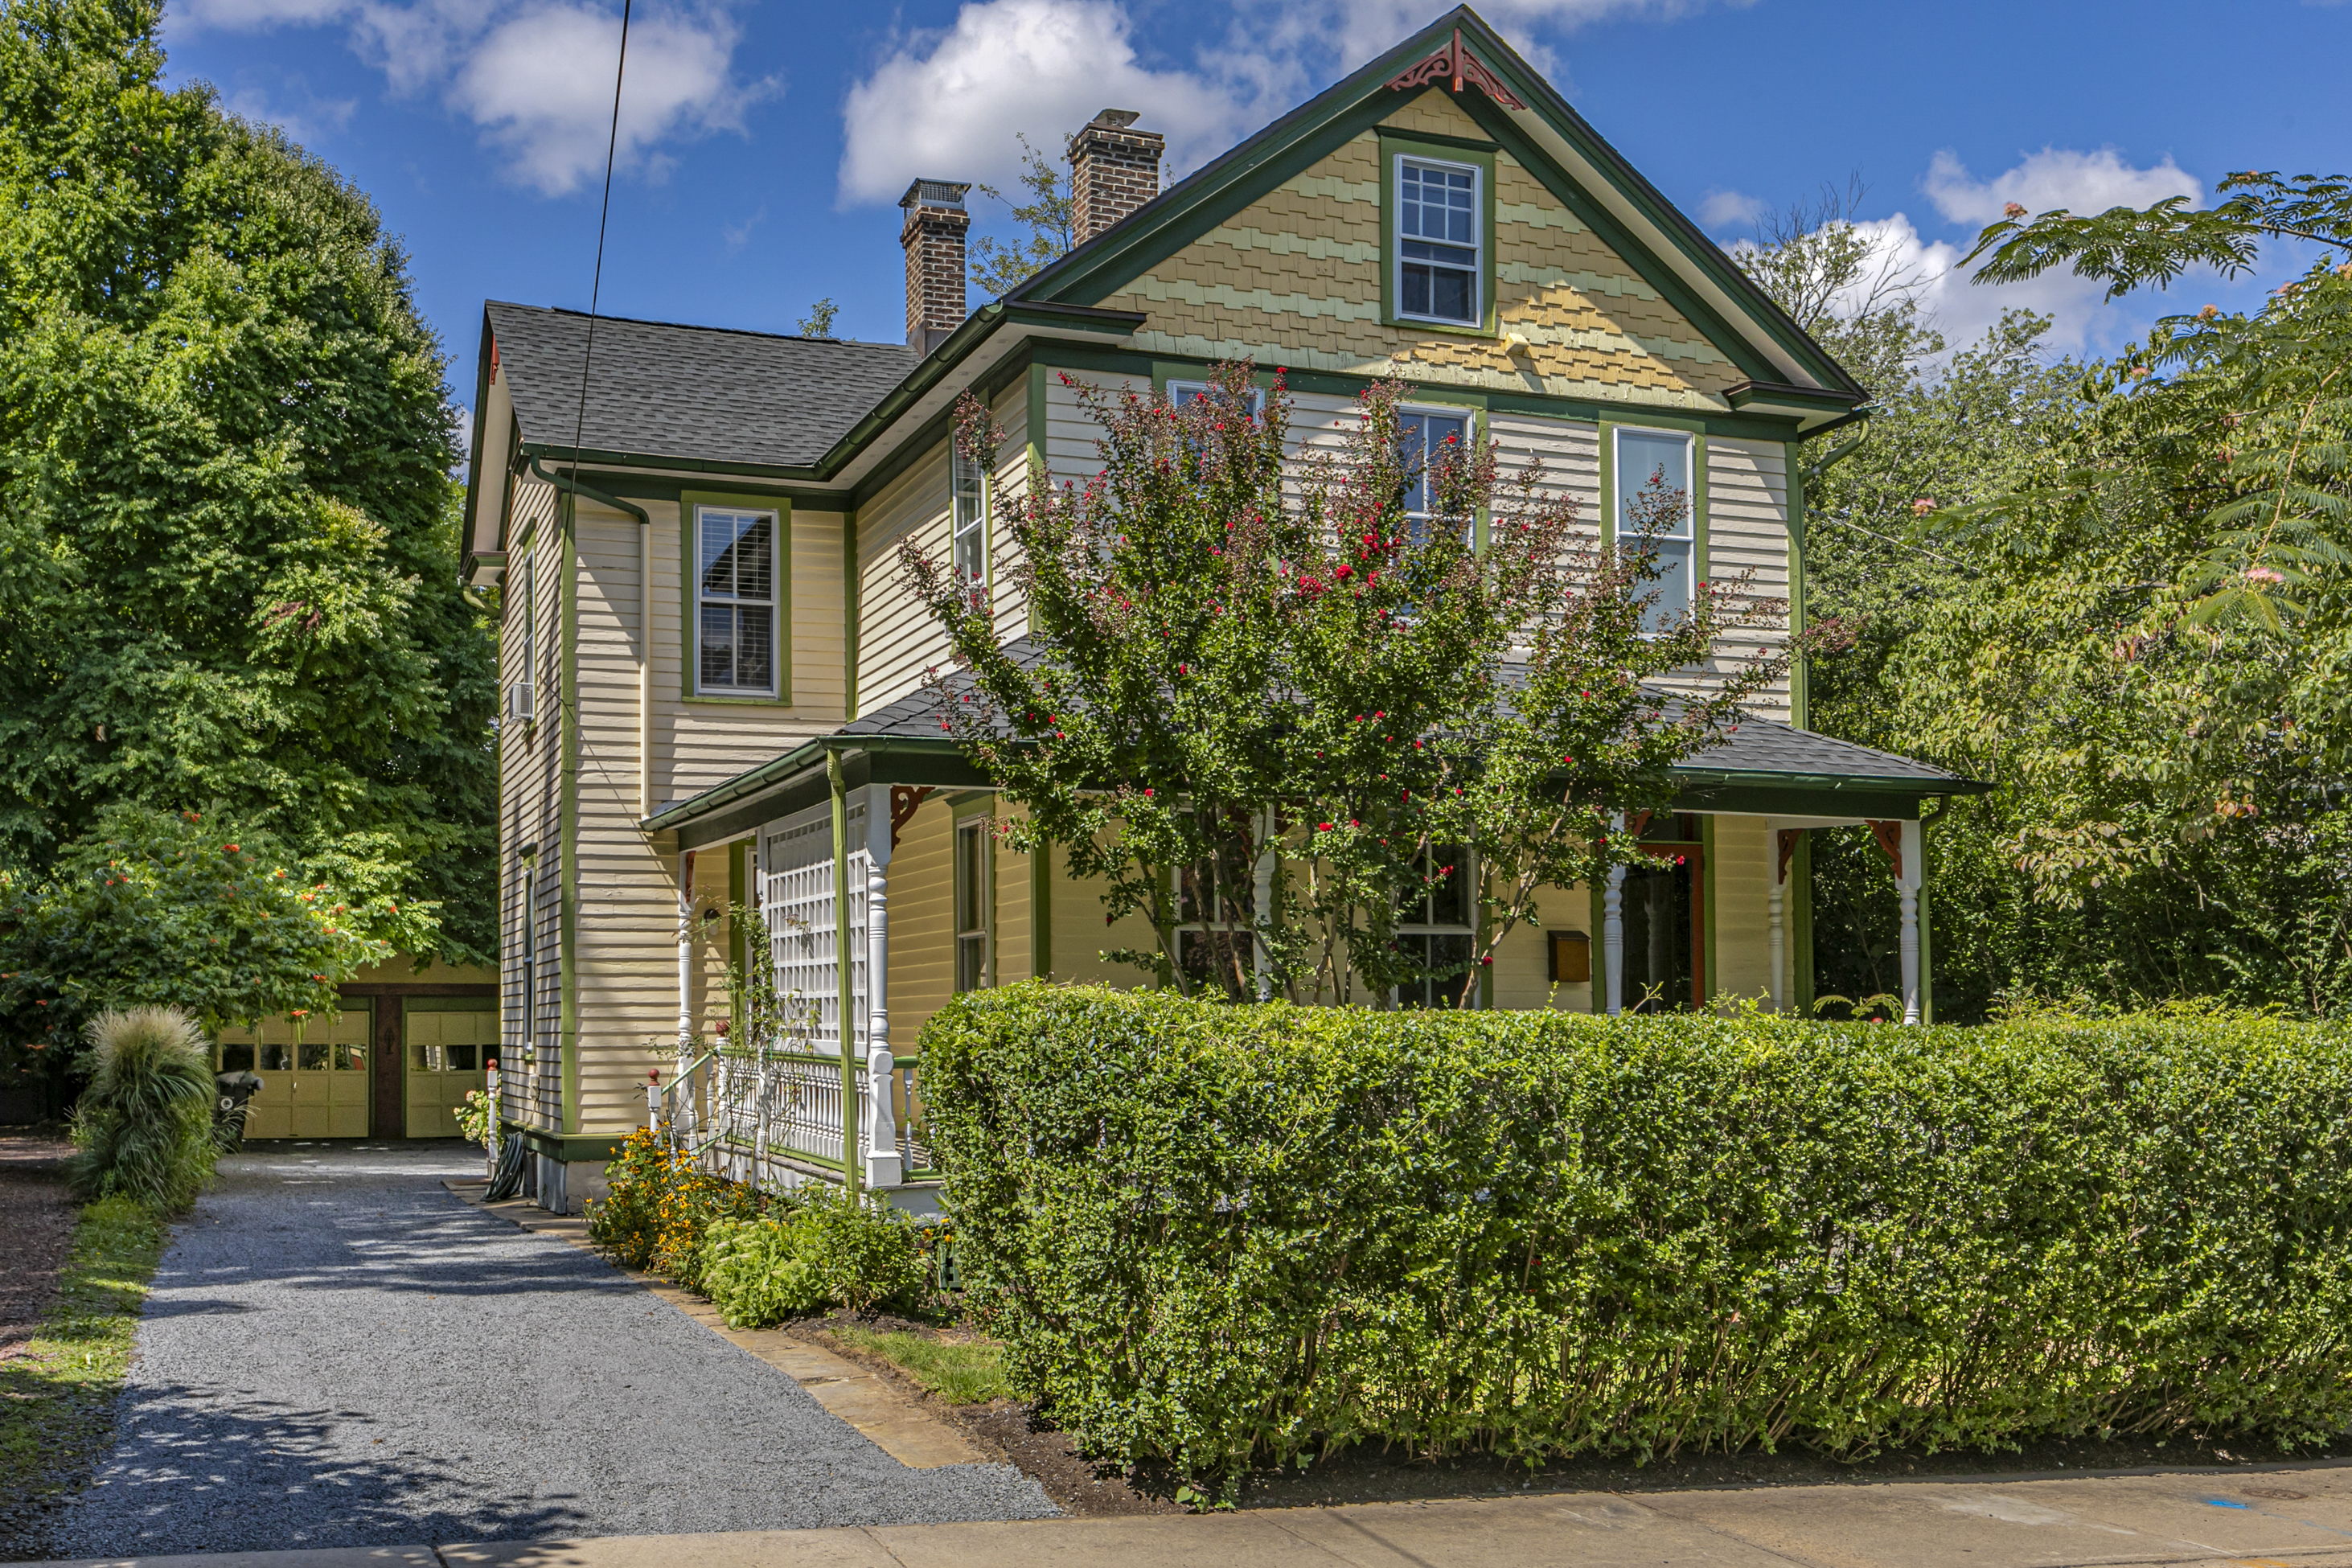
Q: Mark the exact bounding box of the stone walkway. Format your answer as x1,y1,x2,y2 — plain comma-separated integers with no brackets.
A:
41,1142,1049,1560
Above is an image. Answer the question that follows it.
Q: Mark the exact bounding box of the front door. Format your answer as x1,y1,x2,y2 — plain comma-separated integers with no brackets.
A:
215,1002,374,1139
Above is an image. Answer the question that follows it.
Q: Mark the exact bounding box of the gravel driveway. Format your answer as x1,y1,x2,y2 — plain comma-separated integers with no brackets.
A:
44,1141,1052,1558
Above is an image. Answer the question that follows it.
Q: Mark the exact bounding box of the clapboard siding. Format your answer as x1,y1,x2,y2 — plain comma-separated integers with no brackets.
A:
1701,439,1794,720
856,451,953,716
1710,814,1772,1004
1489,881,1594,1013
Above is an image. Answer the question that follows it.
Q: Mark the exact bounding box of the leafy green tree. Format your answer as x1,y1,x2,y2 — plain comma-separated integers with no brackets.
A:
0,803,400,1105
1749,171,2352,1018
797,298,839,337
0,0,495,962
902,365,1811,1005
968,135,1073,299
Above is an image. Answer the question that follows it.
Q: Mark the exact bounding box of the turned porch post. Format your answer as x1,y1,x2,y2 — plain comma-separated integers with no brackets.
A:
1603,815,1627,1017
863,786,902,1188
1897,819,1923,1026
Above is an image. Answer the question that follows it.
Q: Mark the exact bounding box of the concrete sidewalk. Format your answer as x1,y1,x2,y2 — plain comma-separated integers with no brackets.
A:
24,1461,2352,1568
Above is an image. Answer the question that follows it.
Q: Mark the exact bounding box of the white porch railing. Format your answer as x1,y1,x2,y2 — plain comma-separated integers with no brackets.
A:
650,793,937,1193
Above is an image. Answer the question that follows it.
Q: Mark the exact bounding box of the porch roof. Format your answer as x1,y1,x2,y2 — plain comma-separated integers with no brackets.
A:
646,642,1988,846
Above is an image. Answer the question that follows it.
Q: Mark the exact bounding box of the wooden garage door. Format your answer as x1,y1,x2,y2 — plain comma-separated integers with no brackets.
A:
403,997,499,1139
216,1004,374,1139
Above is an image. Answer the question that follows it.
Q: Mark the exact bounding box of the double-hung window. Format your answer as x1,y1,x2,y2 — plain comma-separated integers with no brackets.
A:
1168,380,1267,418
951,448,987,596
1396,846,1476,1010
695,504,779,695
1398,408,1472,546
1615,428,1697,633
954,819,990,992
1396,156,1481,326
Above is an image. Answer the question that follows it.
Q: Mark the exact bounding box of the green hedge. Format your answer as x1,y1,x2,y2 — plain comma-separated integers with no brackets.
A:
921,985,2352,1496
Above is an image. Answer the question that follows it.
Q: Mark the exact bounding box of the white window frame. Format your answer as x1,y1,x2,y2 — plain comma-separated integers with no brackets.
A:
1612,426,1699,633
1394,845,1478,1010
953,818,991,993
1393,153,1483,328
1166,379,1267,418
1398,403,1474,546
951,447,988,597
693,503,782,697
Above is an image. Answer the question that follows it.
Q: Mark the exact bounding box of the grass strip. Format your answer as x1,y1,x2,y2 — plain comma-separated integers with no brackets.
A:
0,1196,170,1538
831,1326,1013,1405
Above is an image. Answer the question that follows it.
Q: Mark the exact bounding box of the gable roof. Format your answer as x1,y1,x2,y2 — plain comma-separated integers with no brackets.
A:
1010,5,1866,411
484,301,916,470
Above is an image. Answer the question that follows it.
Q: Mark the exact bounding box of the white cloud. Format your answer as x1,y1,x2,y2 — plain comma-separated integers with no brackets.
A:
1923,146,2202,228
836,0,1760,208
1698,188,1765,231
837,0,1255,206
174,0,765,197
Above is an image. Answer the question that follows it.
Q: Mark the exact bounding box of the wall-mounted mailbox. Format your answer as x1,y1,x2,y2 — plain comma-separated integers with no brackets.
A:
1549,930,1591,984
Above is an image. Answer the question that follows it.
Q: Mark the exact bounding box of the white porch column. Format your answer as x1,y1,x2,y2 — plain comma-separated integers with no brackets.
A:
1897,819,1924,1026
862,789,902,1188
1767,828,1786,1013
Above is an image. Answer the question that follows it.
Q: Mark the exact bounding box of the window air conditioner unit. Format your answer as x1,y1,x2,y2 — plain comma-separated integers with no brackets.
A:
507,683,534,723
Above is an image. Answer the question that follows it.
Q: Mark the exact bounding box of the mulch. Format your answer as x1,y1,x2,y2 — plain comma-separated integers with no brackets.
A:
798,1307,2352,1515
0,1130,76,1367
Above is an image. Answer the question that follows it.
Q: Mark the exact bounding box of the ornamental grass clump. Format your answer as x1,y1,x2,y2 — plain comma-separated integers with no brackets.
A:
922,983,2352,1503
63,1006,218,1212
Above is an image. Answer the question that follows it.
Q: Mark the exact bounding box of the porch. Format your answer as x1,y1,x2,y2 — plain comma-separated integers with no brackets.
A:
639,673,1985,1200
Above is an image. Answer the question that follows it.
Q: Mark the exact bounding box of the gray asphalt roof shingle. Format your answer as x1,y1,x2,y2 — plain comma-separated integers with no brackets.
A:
837,638,1969,786
486,301,916,470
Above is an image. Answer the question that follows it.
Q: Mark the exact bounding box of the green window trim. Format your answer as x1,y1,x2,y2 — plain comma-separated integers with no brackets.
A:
950,793,997,991
681,491,794,707
1378,129,1499,339
1598,418,1710,622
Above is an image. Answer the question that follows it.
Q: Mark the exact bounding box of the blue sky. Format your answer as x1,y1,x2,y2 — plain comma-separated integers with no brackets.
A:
162,0,2351,425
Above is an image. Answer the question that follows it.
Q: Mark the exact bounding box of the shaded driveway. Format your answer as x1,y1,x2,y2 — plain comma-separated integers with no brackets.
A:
45,1141,1049,1558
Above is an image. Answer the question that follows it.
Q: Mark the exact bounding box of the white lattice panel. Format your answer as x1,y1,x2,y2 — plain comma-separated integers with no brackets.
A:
759,802,868,1053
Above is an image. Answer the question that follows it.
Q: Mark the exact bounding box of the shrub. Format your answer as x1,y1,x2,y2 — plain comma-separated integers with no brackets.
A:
702,1215,828,1328
922,983,2352,1500
63,1007,218,1212
587,1129,782,1289
700,1184,930,1328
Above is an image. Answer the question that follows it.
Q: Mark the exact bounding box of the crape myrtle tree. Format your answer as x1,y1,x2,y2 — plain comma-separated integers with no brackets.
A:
903,362,1828,1007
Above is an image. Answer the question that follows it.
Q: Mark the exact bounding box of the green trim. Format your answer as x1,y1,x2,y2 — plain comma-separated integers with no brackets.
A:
1026,361,1048,475
1379,124,1499,339
844,509,860,719
1587,876,1606,1015
564,474,846,509
1600,419,1707,594
1700,815,1718,1008
499,1123,629,1165
560,495,580,1136
1031,835,1053,979
1786,441,1809,729
950,797,995,993
680,491,794,707
1919,820,1935,1025
1791,831,1815,1016
728,840,750,1042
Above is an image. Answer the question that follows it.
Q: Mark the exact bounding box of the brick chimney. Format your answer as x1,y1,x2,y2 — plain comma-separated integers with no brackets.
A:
900,179,971,355
1067,109,1164,246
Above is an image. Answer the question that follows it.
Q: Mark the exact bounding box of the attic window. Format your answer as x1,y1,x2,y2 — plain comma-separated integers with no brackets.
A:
1395,155,1480,326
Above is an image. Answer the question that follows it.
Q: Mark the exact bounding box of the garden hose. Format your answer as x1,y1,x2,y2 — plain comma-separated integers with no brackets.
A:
485,1130,528,1201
